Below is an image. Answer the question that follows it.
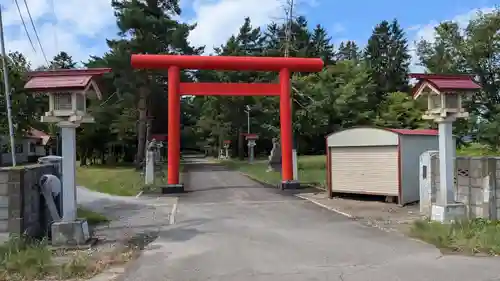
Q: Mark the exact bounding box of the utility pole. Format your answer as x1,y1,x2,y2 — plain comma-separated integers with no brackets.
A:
0,7,17,166
283,0,294,58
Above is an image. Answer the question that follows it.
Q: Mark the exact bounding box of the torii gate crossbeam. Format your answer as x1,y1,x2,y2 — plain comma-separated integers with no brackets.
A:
131,54,323,191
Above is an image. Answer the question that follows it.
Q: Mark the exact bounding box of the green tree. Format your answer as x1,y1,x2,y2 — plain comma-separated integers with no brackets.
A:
416,8,500,149
50,51,77,69
309,24,335,65
197,17,267,159
108,0,202,166
375,92,428,129
336,41,360,61
0,52,42,137
293,60,376,153
364,19,411,106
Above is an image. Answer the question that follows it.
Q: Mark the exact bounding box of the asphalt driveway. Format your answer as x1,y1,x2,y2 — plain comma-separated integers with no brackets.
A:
120,162,500,281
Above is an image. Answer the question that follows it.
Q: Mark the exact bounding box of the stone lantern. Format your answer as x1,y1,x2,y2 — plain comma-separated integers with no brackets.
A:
411,73,481,222
244,133,259,163
24,68,111,246
35,76,103,124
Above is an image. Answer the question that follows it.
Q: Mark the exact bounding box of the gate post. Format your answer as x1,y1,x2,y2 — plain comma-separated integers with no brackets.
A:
166,66,183,192
279,68,297,189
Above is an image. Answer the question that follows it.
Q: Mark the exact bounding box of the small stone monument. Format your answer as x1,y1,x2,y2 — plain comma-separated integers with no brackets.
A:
222,140,231,159
145,139,157,185
267,137,282,173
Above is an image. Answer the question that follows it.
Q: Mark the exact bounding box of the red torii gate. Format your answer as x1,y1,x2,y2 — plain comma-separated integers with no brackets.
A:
131,54,324,191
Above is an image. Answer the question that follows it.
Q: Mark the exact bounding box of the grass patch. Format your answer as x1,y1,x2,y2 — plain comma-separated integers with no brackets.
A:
223,155,326,188
0,235,140,281
457,143,500,156
77,208,110,225
76,165,143,196
410,218,500,255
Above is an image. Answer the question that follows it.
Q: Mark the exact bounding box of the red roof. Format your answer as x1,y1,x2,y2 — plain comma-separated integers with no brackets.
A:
410,73,481,97
26,128,51,145
427,78,481,91
151,134,168,141
387,128,438,136
28,128,49,138
24,68,111,92
27,68,111,77
25,75,93,91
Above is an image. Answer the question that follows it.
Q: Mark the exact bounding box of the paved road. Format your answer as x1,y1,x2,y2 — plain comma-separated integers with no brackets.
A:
121,163,500,281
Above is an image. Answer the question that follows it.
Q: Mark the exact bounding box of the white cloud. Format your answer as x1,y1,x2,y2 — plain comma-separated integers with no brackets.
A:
1,0,115,68
409,7,495,72
3,0,320,67
185,0,282,52
185,0,318,53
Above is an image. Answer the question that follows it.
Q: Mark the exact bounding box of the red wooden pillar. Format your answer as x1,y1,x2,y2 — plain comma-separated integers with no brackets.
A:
167,66,181,184
279,68,293,182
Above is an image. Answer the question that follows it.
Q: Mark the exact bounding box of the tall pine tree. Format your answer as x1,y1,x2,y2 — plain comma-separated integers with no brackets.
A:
337,41,360,61
108,0,202,166
364,19,411,107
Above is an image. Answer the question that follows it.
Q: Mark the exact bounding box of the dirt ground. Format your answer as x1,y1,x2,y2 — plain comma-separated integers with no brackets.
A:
296,190,423,234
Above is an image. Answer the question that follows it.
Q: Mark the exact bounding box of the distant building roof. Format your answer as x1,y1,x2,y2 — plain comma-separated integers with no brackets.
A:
27,128,51,145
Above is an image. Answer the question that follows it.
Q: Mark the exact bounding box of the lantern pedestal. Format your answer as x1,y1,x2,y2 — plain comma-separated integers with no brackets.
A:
60,123,78,222
51,219,91,247
49,122,94,246
437,120,456,206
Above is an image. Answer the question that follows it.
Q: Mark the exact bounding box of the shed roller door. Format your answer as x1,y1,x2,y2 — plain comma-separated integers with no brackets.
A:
330,146,398,196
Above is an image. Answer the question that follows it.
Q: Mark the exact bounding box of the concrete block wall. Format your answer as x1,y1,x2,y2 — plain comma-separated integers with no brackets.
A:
0,164,58,237
429,155,500,219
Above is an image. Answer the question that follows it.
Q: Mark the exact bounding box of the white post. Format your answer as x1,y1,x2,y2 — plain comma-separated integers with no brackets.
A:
145,150,154,185
437,120,455,205
60,124,77,222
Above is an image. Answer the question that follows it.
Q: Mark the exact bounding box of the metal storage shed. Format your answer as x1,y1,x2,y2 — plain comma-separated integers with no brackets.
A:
326,127,439,205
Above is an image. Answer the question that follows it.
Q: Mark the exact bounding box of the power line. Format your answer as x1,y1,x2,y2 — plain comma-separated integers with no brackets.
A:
13,0,36,53
22,0,49,65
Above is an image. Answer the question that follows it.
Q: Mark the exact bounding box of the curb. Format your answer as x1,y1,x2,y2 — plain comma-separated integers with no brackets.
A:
239,172,278,189
294,194,354,218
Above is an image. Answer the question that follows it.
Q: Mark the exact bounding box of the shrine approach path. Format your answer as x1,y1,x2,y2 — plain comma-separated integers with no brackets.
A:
121,159,500,281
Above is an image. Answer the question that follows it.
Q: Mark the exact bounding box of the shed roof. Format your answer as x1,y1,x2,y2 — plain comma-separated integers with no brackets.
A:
326,127,439,147
387,128,438,136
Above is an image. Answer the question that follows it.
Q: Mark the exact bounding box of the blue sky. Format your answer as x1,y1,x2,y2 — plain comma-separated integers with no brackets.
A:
303,0,497,44
0,0,498,69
